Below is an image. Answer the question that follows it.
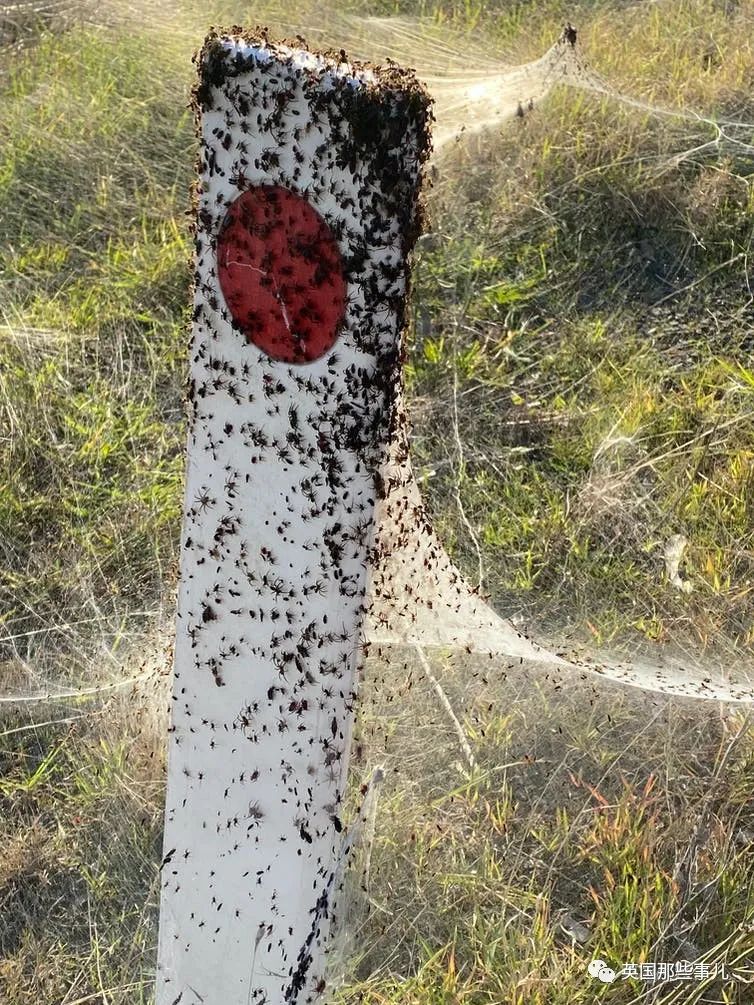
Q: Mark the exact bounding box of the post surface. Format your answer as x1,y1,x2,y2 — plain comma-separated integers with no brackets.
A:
156,32,430,1005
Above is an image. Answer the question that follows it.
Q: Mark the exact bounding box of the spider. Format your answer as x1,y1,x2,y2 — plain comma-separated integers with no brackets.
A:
192,486,216,513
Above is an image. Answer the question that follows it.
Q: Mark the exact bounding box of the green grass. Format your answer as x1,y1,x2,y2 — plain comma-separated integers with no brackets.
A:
336,663,754,1004
2,1,754,1002
0,25,192,634
409,36,754,644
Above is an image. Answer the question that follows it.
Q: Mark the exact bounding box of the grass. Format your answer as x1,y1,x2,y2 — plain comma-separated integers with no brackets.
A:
335,655,754,1004
0,24,192,636
409,46,754,645
1,0,754,1002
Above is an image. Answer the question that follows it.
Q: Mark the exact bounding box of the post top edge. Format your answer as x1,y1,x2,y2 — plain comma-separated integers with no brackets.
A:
197,25,433,102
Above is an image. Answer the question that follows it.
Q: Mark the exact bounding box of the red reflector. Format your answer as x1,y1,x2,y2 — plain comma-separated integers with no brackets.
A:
216,185,346,364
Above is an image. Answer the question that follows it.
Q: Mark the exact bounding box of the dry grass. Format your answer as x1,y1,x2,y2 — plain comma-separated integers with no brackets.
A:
1,0,754,1002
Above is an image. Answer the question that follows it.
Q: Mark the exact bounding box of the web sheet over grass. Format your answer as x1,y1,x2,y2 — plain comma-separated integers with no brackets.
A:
2,3,754,1003
4,2,754,699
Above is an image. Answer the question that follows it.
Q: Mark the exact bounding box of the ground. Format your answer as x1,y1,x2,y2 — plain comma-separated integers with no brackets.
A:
1,0,753,1002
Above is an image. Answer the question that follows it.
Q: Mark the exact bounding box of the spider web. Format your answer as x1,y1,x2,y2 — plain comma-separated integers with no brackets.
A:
3,6,754,1001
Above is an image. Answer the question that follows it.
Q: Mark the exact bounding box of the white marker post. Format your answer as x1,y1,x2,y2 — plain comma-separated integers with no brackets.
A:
155,30,430,1005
